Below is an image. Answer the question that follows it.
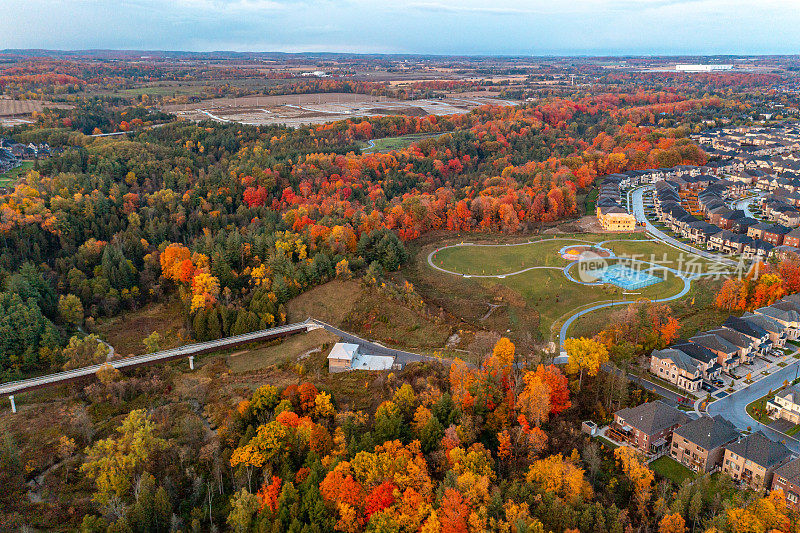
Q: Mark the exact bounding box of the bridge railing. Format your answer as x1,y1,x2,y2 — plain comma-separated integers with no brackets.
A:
0,321,312,395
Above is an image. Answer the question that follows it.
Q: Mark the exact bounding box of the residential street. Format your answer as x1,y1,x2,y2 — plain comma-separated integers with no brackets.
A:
707,359,800,454
628,185,737,266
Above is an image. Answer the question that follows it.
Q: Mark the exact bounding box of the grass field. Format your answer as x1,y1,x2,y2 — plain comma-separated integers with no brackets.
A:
426,234,709,339
0,161,33,186
650,456,694,484
361,133,440,153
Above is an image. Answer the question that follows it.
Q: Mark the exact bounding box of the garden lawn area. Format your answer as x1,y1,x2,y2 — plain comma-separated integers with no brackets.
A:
788,425,800,436
0,160,33,186
650,456,694,484
747,390,777,424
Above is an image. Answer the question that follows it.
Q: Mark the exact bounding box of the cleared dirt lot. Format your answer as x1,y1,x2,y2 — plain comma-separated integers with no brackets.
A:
0,98,72,117
163,92,516,127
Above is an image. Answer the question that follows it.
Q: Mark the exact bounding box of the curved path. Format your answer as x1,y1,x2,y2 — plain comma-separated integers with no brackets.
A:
426,237,598,278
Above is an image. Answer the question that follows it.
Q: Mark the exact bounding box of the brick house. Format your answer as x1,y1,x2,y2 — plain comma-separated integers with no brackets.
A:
671,415,740,473
722,431,793,491
772,458,800,511
610,401,690,457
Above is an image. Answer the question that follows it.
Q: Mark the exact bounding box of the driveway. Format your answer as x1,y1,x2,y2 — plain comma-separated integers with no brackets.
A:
706,359,800,454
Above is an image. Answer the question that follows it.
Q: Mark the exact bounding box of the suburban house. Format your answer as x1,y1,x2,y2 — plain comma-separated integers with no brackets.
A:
722,316,771,355
782,227,800,248
704,327,757,364
748,222,779,241
649,342,722,392
772,458,800,511
741,312,787,348
670,415,740,473
763,224,791,246
689,333,741,370
766,384,800,424
610,401,690,457
755,303,800,340
649,348,702,392
743,239,774,260
707,230,752,254
722,432,793,490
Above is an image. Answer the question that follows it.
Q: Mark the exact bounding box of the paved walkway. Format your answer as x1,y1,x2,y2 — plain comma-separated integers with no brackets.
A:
0,322,314,396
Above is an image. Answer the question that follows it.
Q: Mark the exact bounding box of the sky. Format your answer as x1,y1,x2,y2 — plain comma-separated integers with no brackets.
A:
2,0,800,56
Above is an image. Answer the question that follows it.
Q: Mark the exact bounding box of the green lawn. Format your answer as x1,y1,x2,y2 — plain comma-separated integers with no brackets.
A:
430,234,706,338
361,133,440,153
650,456,694,484
0,161,33,186
747,390,778,424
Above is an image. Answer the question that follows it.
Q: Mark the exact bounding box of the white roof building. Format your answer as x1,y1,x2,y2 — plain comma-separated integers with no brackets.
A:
327,342,395,372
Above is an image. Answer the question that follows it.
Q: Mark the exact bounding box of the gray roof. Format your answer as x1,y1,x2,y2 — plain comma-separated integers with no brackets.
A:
741,312,785,335
614,400,690,435
726,431,792,468
705,327,753,350
690,333,740,355
651,348,700,375
774,457,800,486
673,415,740,450
774,384,800,406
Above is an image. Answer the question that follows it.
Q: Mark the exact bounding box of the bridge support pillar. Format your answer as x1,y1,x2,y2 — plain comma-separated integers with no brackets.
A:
189,356,195,370
9,395,16,414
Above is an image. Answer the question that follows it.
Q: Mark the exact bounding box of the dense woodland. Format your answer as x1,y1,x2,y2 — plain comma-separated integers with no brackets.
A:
1,57,799,532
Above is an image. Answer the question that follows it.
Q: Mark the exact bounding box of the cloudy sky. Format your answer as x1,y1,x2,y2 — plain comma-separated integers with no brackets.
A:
2,0,800,55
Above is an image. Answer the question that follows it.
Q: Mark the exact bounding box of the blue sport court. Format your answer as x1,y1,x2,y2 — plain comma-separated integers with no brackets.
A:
591,264,663,290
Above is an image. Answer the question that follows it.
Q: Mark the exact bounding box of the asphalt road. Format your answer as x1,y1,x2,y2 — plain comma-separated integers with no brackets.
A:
629,186,737,267
707,359,800,453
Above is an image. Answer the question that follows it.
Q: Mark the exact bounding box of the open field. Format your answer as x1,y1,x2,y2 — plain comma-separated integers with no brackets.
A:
0,161,33,187
95,298,187,356
361,133,440,153
162,93,517,128
418,234,712,341
0,98,73,117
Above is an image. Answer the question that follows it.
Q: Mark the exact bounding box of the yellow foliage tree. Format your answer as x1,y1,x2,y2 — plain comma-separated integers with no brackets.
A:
564,337,609,388
525,451,592,504
614,446,654,517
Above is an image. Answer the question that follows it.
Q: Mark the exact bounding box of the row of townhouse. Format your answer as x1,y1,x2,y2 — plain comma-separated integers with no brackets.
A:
654,295,800,390
758,173,800,193
654,176,800,259
650,295,800,395
609,401,798,504
761,197,800,226
649,312,783,393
